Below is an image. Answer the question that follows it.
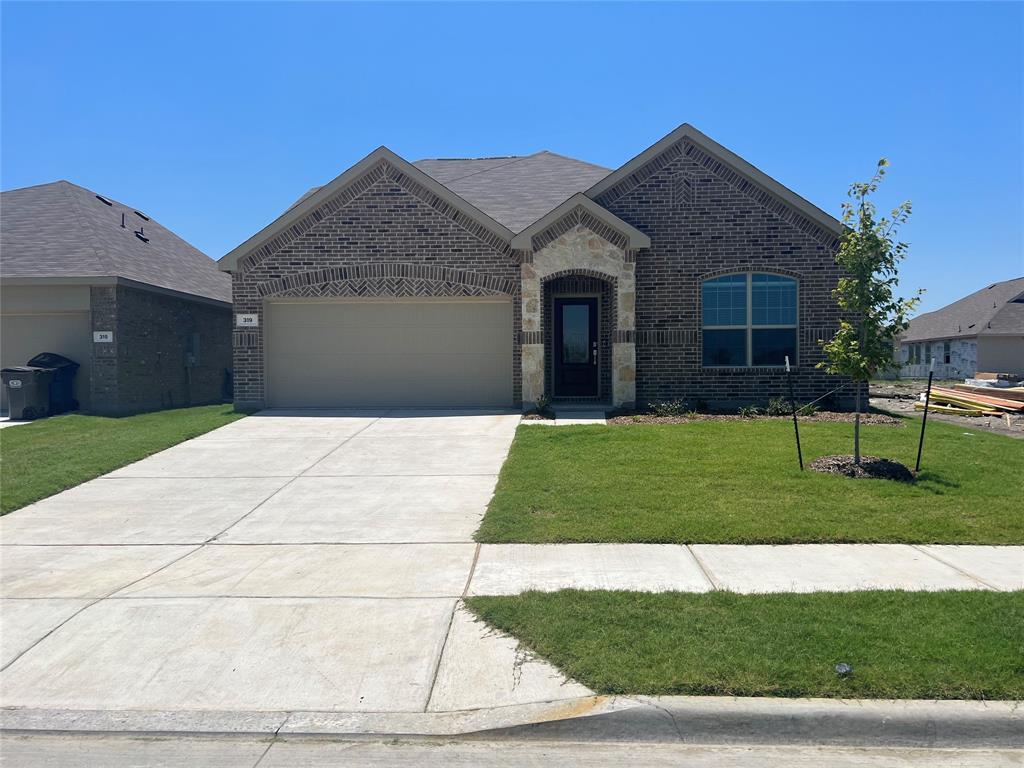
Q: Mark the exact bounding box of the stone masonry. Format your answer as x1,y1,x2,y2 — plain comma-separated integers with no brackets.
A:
519,211,637,407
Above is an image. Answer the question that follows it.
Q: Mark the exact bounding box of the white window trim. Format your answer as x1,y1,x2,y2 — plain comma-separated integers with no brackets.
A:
702,272,799,368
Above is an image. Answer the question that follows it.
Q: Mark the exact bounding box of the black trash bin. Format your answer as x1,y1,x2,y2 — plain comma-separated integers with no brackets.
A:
1,366,55,420
26,353,80,414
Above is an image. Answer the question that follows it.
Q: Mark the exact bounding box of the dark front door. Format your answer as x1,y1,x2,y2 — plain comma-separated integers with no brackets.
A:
554,297,599,397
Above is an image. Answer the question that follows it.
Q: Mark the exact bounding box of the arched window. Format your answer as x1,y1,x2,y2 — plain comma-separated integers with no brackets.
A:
702,273,798,367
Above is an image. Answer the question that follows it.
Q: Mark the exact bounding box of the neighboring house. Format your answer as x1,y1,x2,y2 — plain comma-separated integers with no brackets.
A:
220,123,856,411
1,181,232,415
897,277,1024,379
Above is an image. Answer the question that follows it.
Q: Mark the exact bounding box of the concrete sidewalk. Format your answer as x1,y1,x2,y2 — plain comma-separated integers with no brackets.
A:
468,543,1024,594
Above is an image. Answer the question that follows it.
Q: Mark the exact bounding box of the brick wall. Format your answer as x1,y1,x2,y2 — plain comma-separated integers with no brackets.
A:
231,161,520,409
595,139,859,409
89,286,232,415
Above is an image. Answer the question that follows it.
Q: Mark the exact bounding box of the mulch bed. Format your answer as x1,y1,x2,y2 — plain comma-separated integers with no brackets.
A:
608,412,904,427
808,454,915,482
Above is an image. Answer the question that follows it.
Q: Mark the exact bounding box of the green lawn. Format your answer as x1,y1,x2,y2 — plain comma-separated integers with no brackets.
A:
467,590,1024,700
0,405,244,514
477,418,1024,544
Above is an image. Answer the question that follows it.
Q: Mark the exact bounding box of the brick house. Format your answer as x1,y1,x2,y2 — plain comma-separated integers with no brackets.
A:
220,124,855,411
1,181,232,415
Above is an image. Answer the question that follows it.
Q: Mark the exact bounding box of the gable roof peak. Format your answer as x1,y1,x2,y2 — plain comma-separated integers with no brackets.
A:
586,122,842,237
511,192,650,251
220,145,516,272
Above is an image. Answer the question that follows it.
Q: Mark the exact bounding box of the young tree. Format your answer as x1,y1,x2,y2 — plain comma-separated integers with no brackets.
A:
819,159,921,465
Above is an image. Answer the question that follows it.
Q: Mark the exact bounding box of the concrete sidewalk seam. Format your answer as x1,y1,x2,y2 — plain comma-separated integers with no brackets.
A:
685,545,722,590
421,601,459,714
462,544,482,599
909,545,1005,591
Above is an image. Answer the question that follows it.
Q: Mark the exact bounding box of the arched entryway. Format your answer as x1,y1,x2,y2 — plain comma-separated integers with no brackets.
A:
542,273,615,403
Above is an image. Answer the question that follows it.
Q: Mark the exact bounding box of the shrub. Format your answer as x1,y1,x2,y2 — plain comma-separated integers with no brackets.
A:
767,397,791,416
650,400,688,417
738,405,762,418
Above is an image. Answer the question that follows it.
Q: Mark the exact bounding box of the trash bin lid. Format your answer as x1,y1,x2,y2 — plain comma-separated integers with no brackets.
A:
2,366,47,373
25,352,78,370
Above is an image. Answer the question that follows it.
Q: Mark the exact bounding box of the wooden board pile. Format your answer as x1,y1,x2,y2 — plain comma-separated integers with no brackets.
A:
916,384,1024,417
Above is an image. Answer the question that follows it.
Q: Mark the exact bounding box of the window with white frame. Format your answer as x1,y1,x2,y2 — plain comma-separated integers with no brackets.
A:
702,273,798,367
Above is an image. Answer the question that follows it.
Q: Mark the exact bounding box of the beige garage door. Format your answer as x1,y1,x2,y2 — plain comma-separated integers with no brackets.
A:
265,298,513,408
1,312,92,411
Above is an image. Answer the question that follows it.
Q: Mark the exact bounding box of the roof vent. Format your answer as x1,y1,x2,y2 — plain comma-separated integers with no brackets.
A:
121,213,126,228
134,211,150,222
95,195,113,206
134,227,149,243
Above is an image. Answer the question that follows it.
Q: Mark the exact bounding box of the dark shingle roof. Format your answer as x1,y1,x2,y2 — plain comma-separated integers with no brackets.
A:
288,151,612,233
1,181,230,303
412,151,611,232
902,277,1024,342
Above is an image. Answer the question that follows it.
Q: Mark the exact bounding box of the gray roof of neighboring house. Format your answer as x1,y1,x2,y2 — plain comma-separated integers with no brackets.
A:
1,180,230,303
901,276,1024,342
287,151,611,234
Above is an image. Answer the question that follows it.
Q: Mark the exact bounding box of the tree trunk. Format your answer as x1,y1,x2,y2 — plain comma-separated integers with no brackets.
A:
855,322,866,466
854,382,862,465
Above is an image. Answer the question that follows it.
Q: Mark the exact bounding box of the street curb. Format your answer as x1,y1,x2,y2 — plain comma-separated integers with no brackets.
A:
3,697,1021,748
477,696,1024,749
0,696,632,738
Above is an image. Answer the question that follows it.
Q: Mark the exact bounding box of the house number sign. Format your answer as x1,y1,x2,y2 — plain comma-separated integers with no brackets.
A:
93,331,114,343
236,314,259,328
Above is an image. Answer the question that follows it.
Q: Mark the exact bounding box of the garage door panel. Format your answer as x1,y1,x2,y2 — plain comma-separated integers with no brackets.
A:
266,326,507,358
265,300,513,408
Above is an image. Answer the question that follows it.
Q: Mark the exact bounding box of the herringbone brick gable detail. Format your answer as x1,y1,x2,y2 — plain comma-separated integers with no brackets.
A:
270,277,504,300
257,263,517,298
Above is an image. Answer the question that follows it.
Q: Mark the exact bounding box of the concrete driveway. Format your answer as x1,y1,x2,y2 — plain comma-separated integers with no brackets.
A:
0,409,594,727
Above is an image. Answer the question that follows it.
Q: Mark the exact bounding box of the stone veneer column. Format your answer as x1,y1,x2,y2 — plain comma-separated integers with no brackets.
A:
521,227,640,409
520,262,544,406
612,257,636,408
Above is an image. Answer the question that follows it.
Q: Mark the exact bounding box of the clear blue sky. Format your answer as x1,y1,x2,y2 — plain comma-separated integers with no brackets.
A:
2,1,1021,314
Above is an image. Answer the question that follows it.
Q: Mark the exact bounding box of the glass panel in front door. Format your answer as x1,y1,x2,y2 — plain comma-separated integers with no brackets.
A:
562,304,590,364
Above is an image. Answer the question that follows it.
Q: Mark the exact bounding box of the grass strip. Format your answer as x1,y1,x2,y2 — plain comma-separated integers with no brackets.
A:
1,405,243,514
478,418,1024,544
467,590,1024,700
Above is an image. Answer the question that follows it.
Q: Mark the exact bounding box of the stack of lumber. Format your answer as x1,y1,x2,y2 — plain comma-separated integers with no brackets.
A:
916,386,1024,417
953,383,1024,403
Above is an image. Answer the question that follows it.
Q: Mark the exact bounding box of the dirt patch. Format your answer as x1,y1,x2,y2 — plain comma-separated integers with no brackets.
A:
608,411,904,427
809,454,915,482
870,396,1024,440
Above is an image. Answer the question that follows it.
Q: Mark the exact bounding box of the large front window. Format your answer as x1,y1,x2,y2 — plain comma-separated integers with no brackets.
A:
702,273,798,367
